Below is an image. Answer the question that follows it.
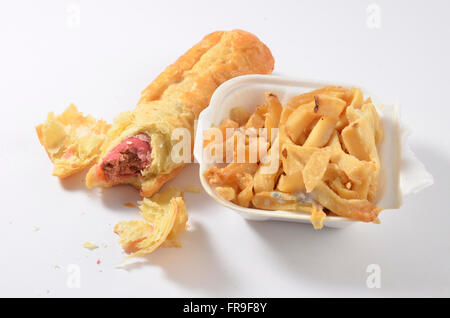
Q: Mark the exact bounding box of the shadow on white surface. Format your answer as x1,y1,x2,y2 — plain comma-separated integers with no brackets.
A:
52,145,448,296
59,170,90,192
246,220,365,289
244,143,449,297
117,222,234,293
59,166,145,212
100,186,143,212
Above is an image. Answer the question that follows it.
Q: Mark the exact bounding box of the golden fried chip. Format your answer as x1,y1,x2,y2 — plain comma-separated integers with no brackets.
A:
312,181,381,222
303,148,331,193
215,186,236,201
230,107,251,126
313,94,347,118
245,112,265,130
285,107,319,144
264,92,283,143
277,171,305,193
310,204,326,230
303,116,337,147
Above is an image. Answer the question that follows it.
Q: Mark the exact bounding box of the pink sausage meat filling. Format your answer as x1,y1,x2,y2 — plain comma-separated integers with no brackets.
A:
100,134,152,182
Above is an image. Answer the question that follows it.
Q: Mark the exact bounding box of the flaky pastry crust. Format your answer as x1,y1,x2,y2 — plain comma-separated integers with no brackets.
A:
86,30,274,197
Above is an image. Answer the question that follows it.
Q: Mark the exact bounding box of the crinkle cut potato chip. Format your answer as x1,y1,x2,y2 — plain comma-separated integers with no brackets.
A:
114,187,188,258
203,87,384,229
36,104,111,178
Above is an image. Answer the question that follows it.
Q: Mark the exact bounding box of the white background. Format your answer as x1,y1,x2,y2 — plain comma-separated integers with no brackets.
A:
0,0,449,297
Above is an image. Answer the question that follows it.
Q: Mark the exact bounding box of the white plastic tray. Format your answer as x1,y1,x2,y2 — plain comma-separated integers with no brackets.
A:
193,75,433,228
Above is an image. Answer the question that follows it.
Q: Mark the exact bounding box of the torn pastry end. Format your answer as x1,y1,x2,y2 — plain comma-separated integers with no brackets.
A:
99,134,152,183
36,104,111,178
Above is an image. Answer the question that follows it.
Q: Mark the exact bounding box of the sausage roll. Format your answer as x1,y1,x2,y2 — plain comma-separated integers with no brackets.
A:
85,30,275,197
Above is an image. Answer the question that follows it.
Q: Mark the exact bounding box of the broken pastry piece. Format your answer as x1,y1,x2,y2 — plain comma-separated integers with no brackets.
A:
100,133,152,183
36,104,111,178
86,30,274,197
114,187,188,258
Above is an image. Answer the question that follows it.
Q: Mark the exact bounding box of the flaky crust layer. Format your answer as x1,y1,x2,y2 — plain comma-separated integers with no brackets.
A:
87,30,275,197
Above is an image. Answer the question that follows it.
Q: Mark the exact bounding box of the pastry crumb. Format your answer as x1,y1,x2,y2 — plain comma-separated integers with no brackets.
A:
123,202,136,208
83,241,98,250
33,226,40,231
